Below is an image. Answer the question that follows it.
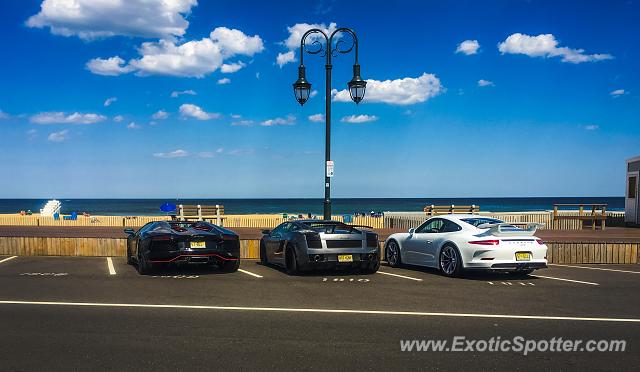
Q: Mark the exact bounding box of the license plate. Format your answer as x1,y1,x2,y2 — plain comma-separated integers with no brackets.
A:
337,254,353,263
190,241,206,249
515,252,531,261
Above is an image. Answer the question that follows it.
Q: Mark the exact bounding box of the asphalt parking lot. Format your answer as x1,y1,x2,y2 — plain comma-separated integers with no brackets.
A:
0,255,639,371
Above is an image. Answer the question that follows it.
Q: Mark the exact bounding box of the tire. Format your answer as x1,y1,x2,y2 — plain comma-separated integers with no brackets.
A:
439,245,463,278
221,259,240,273
137,252,153,275
363,256,381,274
126,241,134,265
259,240,268,265
385,240,402,268
285,245,299,275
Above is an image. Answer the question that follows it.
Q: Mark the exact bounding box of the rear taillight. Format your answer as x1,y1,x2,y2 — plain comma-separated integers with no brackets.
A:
468,240,500,246
536,239,544,245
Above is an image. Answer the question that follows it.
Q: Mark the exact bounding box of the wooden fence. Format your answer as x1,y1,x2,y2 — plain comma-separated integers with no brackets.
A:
546,242,639,264
0,214,385,229
1,237,637,264
0,237,126,256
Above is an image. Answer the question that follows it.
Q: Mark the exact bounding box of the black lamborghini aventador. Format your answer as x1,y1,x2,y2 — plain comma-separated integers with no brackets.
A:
124,220,240,274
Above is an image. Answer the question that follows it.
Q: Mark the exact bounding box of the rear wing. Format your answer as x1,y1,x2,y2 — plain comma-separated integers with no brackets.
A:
476,222,543,237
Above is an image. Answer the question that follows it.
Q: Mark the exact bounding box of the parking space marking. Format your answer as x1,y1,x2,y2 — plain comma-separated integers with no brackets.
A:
377,271,423,282
549,264,640,275
1,300,640,323
489,281,535,286
106,257,116,275
238,268,263,278
0,256,17,264
531,274,599,286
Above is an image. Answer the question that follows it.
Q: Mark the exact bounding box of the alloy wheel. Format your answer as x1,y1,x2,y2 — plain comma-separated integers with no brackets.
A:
440,246,458,276
387,241,399,266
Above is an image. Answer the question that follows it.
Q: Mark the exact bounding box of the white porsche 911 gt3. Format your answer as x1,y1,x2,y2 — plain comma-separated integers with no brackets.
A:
384,214,548,277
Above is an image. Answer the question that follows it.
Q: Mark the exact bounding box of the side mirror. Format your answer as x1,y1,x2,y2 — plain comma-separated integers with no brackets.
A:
124,228,135,236
262,229,271,235
408,228,416,235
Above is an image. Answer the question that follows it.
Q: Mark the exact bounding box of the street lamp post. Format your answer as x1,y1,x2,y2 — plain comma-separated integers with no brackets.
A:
292,28,367,220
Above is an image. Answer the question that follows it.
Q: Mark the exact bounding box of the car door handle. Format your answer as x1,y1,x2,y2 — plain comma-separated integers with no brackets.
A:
426,240,433,244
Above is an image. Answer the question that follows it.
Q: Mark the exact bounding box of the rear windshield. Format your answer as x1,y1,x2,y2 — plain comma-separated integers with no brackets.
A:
461,218,503,227
300,222,357,234
159,221,214,232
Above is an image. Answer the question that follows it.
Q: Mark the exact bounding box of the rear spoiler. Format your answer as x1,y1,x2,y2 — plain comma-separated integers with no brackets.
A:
477,222,543,236
346,224,374,232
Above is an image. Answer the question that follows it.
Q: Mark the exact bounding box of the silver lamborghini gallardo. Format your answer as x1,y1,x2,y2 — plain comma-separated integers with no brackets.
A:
259,220,380,275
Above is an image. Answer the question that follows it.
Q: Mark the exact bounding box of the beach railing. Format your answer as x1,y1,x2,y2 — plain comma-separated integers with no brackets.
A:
383,211,625,230
553,204,608,230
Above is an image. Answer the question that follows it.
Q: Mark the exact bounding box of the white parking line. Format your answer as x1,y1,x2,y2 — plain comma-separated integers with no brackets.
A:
1,300,639,323
377,271,423,282
0,256,17,264
238,269,263,278
531,275,599,286
106,257,116,275
549,264,640,274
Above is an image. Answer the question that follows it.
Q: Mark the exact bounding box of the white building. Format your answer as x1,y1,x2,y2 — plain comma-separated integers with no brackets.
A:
626,156,640,225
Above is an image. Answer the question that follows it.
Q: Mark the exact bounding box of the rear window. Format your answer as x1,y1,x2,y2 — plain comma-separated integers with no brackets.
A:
301,222,356,234
461,218,503,227
461,218,521,231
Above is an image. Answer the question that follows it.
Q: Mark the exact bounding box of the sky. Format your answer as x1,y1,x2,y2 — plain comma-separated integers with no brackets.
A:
0,0,638,199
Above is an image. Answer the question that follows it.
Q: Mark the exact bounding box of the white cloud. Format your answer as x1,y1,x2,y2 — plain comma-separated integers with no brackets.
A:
277,22,338,66
126,122,141,129
153,149,189,158
27,129,38,140
30,112,106,125
340,114,378,124
86,56,134,76
198,148,224,158
221,61,246,73
179,104,220,120
310,90,318,98
171,89,196,98
113,115,124,123
231,120,254,126
283,22,337,51
255,72,260,79
610,89,627,97
584,124,599,131
276,51,296,68
261,115,296,126
103,97,117,107
47,129,69,142
455,40,480,55
308,113,324,122
227,148,255,156
478,79,494,87
0,110,8,119
217,78,231,85
498,33,613,64
27,0,197,40
152,110,169,120
333,73,443,105
88,27,264,78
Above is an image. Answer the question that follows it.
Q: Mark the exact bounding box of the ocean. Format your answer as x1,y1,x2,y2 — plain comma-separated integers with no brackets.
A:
0,197,624,216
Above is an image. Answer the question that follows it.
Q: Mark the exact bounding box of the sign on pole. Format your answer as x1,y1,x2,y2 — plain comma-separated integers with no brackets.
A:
326,160,334,178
